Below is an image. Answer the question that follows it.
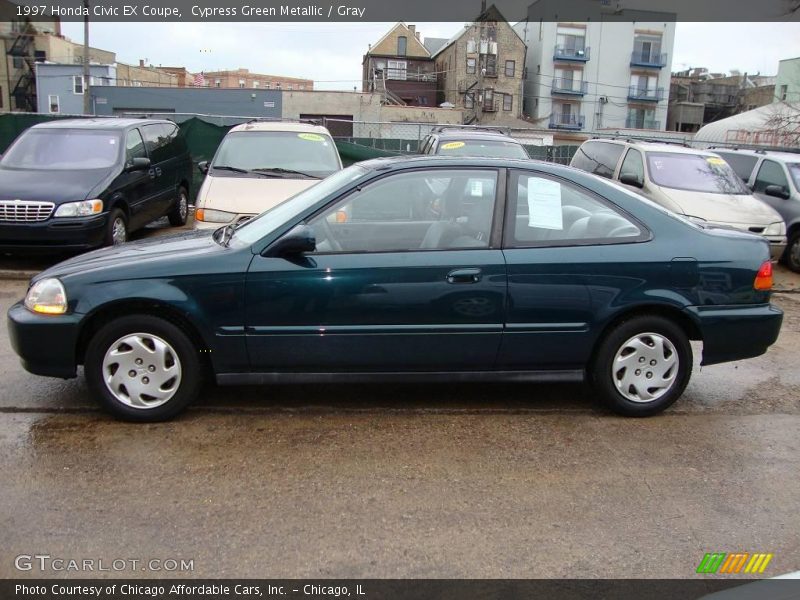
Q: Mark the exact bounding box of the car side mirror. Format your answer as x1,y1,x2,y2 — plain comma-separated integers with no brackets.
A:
126,157,150,172
198,161,209,175
619,173,644,189
263,224,316,257
764,184,790,200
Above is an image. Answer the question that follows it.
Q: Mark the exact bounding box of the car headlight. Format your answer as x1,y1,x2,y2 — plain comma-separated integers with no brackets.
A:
24,278,67,315
195,208,237,223
764,221,786,236
54,199,103,217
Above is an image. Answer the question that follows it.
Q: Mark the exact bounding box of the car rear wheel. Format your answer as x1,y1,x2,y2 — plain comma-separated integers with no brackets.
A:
782,230,800,273
592,315,692,417
84,315,203,421
168,186,189,227
105,208,128,246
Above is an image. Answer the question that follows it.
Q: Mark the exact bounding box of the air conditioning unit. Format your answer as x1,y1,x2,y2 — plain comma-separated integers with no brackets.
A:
576,49,585,57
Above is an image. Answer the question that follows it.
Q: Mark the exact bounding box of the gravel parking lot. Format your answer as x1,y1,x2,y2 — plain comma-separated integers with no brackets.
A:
0,230,798,579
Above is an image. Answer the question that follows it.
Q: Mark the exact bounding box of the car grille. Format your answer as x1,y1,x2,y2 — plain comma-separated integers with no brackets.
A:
0,200,55,222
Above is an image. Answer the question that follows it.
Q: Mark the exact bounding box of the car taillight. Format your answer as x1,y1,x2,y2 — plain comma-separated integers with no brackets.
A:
754,260,773,290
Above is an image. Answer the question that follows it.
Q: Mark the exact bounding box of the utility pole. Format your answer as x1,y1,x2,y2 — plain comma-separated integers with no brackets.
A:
82,0,91,114
476,0,486,123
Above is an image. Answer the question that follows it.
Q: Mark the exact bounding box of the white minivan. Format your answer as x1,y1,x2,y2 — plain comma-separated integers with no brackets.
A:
194,121,342,229
570,139,787,260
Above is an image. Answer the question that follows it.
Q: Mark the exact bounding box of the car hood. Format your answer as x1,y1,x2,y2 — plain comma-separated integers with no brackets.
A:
658,188,782,225
35,229,223,282
199,175,319,215
0,167,112,203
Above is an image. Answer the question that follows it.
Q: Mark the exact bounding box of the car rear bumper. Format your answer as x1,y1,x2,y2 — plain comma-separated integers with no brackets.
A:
7,302,80,378
0,214,107,252
688,303,783,366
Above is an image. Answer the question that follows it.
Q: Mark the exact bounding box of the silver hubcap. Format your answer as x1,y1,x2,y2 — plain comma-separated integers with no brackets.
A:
111,217,127,245
790,238,800,268
179,191,188,220
612,332,679,403
101,333,182,409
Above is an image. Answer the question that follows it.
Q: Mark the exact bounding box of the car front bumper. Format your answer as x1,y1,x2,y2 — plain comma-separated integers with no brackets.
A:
7,301,81,378
688,303,783,366
0,214,107,252
767,236,787,261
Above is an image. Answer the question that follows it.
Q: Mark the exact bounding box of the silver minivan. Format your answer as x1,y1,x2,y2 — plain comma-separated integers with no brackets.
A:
570,140,787,260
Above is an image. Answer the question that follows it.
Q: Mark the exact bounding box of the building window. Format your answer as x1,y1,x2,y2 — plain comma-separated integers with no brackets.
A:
397,35,407,56
505,60,515,77
253,81,260,88
215,79,221,88
287,84,293,90
633,33,662,63
556,28,586,57
238,79,245,88
299,84,304,90
780,84,788,101
73,75,84,95
503,93,513,111
465,92,474,109
466,58,477,75
387,60,407,80
264,82,271,89
276,82,282,89
466,39,477,53
12,57,23,69
48,95,60,113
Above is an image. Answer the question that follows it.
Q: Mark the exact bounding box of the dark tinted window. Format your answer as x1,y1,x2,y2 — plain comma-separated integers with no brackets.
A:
619,149,644,184
125,129,146,164
141,124,172,163
715,152,759,182
753,160,789,193
570,141,624,179
507,171,643,247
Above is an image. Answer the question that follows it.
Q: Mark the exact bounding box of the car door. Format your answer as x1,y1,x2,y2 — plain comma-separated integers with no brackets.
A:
244,167,507,372
139,124,173,221
120,128,160,229
497,169,649,369
752,158,792,217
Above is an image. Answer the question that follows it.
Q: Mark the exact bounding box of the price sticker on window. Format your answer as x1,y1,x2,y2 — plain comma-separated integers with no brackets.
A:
298,133,325,142
706,157,726,166
527,178,563,230
440,141,465,150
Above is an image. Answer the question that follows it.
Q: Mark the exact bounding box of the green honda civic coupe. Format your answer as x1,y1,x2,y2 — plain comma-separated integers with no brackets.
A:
8,156,783,421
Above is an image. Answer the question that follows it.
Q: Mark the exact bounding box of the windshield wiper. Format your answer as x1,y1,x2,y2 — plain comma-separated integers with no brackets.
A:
251,167,321,179
212,165,274,177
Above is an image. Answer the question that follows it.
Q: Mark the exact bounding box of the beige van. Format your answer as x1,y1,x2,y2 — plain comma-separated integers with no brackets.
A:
194,121,342,229
570,140,787,259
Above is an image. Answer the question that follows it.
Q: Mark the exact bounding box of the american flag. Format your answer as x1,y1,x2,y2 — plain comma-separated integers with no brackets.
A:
192,72,205,87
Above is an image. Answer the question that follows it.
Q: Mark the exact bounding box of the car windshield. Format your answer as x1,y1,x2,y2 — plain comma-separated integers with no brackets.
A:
789,163,800,191
646,152,750,195
231,165,367,246
211,130,340,178
437,139,529,159
0,129,121,170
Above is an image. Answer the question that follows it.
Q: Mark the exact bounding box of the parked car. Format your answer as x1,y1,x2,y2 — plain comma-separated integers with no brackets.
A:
712,149,800,272
193,120,342,229
0,118,191,251
419,126,530,159
9,156,782,421
569,139,787,260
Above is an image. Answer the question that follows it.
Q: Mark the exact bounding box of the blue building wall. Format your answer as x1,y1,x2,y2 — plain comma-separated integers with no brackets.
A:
89,86,283,123
36,64,116,115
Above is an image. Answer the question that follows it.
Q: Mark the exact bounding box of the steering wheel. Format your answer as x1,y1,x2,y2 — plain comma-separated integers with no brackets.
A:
319,217,343,252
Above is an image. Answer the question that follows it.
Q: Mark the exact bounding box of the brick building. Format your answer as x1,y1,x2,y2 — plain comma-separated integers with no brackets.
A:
201,68,312,91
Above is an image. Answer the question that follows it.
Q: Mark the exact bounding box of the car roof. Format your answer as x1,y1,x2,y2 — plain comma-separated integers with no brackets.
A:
354,154,553,173
30,118,173,130
228,120,333,135
435,130,522,143
711,148,800,162
585,138,715,156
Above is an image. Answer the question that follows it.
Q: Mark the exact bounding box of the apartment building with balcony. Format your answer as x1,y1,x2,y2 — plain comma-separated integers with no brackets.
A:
362,23,437,107
432,3,526,123
514,17,675,133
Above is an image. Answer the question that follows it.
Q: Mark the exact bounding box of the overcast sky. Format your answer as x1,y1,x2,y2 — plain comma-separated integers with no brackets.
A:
60,22,800,90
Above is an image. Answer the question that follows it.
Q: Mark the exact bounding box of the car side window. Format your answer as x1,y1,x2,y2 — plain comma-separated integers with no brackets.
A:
571,141,624,179
125,129,147,165
619,149,644,184
753,160,789,193
307,169,498,253
507,171,644,247
141,124,170,163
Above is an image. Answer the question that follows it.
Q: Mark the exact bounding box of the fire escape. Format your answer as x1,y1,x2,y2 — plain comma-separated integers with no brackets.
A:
7,19,38,112
459,35,499,124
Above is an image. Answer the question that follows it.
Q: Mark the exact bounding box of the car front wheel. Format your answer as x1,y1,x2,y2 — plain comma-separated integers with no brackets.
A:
168,185,189,227
84,315,203,421
782,230,800,273
592,315,692,417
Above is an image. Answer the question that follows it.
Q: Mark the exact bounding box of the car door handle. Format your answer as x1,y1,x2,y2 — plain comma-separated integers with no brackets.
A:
447,268,482,284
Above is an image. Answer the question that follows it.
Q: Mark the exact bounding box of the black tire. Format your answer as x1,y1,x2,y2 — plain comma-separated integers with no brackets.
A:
781,230,800,273
104,208,128,246
84,315,203,422
591,315,692,417
168,185,189,227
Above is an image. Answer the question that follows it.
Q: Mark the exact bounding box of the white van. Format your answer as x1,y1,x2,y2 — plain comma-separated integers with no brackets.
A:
194,121,342,229
570,139,787,259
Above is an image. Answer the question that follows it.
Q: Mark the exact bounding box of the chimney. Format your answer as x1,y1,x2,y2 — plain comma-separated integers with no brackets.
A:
481,0,486,13
139,59,145,67
408,24,415,36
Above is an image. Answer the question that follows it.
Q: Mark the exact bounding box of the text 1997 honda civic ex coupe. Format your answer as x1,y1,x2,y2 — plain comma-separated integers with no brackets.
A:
8,157,783,421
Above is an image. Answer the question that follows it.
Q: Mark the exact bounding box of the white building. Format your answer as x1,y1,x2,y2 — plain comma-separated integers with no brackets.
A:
514,20,675,134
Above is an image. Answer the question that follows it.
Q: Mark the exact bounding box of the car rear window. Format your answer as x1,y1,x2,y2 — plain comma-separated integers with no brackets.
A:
436,139,529,159
714,152,759,182
1,129,121,170
646,152,750,195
